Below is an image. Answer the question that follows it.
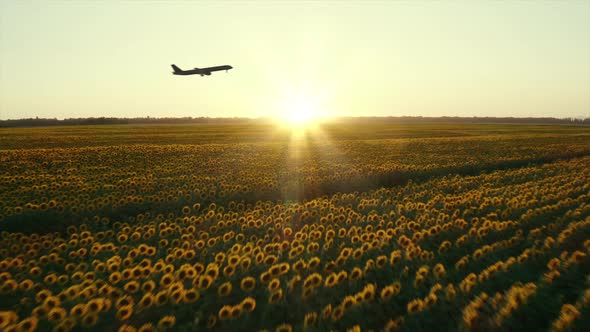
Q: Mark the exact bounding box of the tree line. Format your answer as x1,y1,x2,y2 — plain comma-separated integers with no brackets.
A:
0,116,588,128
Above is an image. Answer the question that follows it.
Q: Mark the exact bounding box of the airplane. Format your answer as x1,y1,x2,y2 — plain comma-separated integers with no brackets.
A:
171,64,233,76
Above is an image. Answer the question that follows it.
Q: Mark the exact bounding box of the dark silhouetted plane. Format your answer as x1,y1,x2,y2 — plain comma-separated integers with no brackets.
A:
171,64,233,76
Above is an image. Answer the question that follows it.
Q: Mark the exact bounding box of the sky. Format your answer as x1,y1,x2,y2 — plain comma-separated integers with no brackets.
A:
1,1,589,120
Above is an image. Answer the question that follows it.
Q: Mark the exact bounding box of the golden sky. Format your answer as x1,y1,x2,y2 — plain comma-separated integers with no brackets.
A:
1,1,589,120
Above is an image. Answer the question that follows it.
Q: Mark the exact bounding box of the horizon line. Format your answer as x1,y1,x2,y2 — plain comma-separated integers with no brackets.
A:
1,115,589,121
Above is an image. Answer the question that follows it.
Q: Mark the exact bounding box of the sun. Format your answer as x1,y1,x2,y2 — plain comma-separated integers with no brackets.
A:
279,93,319,126
286,103,315,124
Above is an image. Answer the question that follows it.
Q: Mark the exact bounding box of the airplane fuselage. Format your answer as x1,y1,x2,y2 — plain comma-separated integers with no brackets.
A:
172,64,233,76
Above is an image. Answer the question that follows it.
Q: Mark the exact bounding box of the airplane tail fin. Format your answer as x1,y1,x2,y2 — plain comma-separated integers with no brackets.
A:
171,64,182,73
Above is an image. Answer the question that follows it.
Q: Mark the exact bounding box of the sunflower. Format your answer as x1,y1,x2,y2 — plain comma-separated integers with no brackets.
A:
16,316,38,332
310,273,323,288
287,275,301,292
269,289,283,304
239,297,256,312
43,296,61,310
32,305,49,319
430,283,442,295
69,303,87,318
131,323,154,332
362,284,376,302
207,315,217,329
153,290,168,306
279,262,290,275
364,259,375,275
217,282,232,297
236,276,255,292
0,311,18,329
268,278,281,292
376,255,388,268
183,289,200,304
390,250,402,266
86,298,104,313
455,257,468,271
292,260,307,274
381,286,395,301
433,264,446,279
301,286,314,300
141,280,156,293
101,298,112,312
157,315,176,330
342,295,357,310
424,293,438,308
324,274,337,288
116,304,133,321
568,251,587,264
407,299,424,314
240,257,252,271
275,323,293,332
35,289,52,303
544,270,560,283
228,255,240,266
198,275,213,290
583,289,590,306
331,305,344,321
223,265,236,277
47,307,67,323
337,271,348,284
384,317,404,332
230,306,242,319
303,312,317,329
308,257,321,270
130,267,143,279
44,274,58,285
260,271,272,284
417,266,429,278
52,321,72,332
193,263,205,274
80,313,98,328
123,281,140,294
264,255,278,265
218,305,232,320
137,293,155,310
205,263,219,280
169,289,184,304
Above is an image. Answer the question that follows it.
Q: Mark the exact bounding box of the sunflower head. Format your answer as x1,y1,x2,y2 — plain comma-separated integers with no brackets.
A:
275,323,293,332
80,313,98,328
157,315,176,331
183,289,200,304
230,306,242,319
207,315,217,329
240,297,256,312
407,298,424,314
217,282,232,297
240,277,256,292
269,289,283,304
218,306,232,320
268,278,281,292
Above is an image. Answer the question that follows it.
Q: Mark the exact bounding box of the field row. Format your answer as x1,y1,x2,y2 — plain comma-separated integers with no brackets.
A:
1,132,589,233
0,155,589,331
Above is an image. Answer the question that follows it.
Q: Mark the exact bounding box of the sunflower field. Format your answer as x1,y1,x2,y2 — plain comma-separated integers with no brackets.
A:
0,123,589,332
